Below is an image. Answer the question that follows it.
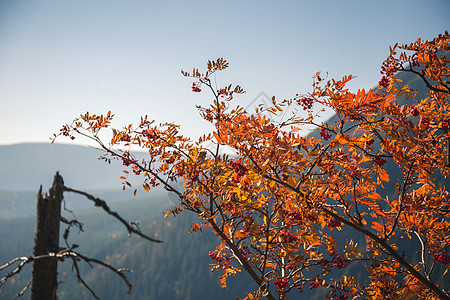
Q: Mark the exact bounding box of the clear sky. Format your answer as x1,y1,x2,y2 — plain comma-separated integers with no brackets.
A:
1,0,449,145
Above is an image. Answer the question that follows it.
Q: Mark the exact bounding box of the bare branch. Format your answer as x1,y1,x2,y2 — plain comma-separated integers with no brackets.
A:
0,257,29,287
62,186,162,243
1,250,133,298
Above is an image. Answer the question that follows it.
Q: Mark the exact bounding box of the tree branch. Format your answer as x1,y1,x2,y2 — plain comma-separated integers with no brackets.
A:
62,186,162,243
207,218,275,300
1,250,133,298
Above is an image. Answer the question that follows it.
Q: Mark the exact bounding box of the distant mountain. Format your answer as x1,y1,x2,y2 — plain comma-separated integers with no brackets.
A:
0,188,171,220
0,143,147,191
0,142,163,219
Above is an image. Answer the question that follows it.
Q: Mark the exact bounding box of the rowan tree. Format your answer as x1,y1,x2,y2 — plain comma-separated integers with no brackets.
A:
54,32,450,299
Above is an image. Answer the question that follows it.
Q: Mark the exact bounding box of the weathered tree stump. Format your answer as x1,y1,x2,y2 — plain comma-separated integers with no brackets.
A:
30,173,63,300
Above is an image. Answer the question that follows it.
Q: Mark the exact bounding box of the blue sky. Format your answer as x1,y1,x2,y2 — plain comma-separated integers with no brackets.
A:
1,0,449,145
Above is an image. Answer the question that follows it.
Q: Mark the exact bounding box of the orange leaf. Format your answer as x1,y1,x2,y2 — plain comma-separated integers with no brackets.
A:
371,221,384,232
213,131,222,143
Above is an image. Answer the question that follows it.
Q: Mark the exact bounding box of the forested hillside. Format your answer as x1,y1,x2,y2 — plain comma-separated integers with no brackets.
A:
0,191,257,299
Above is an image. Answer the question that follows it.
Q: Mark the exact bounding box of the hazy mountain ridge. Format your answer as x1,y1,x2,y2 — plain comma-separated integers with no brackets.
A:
0,143,148,191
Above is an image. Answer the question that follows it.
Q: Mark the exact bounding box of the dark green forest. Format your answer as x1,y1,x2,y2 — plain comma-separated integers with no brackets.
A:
0,191,259,299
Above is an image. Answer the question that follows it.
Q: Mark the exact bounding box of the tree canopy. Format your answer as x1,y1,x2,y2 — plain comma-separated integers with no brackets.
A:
55,32,450,300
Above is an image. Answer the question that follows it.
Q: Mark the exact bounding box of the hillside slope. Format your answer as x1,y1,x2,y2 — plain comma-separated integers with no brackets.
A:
0,194,257,299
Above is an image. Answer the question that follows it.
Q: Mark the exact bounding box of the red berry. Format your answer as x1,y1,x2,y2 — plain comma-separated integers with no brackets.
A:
280,231,298,243
274,278,289,289
328,217,341,228
320,127,332,141
296,97,314,110
192,82,201,92
434,253,450,265
441,119,449,130
410,106,420,117
378,76,389,88
285,211,303,224
121,134,131,142
332,255,347,269
373,157,386,166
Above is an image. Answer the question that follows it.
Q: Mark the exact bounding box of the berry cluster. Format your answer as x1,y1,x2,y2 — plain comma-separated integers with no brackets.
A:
373,157,387,166
280,231,298,243
217,88,227,96
230,160,248,177
410,106,420,117
434,253,450,265
380,61,400,77
309,281,319,289
349,165,362,177
221,201,234,211
287,261,299,270
175,168,185,177
320,127,332,140
333,255,348,269
372,280,395,297
121,151,137,167
296,95,314,110
285,210,303,224
59,125,75,140
307,213,317,222
204,110,214,121
327,217,341,228
274,278,289,289
192,82,201,92
148,176,159,187
239,245,249,258
440,118,449,130
132,165,141,175
142,129,157,140
378,76,389,89
208,251,231,269
120,133,131,142
208,251,223,262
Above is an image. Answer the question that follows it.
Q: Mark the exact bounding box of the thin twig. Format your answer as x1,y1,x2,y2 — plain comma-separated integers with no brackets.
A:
385,161,414,239
414,231,431,280
12,279,32,300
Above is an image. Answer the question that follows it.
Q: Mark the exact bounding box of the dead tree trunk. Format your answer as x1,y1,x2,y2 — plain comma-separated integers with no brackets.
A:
30,172,64,300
